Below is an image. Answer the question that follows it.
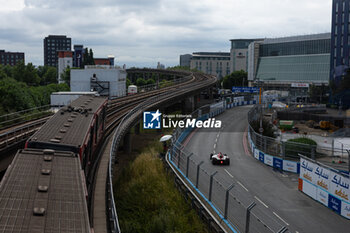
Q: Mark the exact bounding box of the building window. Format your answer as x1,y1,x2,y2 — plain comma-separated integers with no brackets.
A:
336,2,339,13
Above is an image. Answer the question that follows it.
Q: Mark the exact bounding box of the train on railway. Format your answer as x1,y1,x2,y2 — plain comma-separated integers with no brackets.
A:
0,95,108,233
26,95,108,175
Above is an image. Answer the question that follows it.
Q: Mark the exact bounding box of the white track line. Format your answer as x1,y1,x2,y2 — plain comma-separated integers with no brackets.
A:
273,211,289,226
224,169,234,178
254,196,269,208
214,144,216,149
237,181,249,192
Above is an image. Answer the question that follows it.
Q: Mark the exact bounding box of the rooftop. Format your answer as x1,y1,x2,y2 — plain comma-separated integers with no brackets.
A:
263,33,331,44
29,95,107,150
0,148,90,233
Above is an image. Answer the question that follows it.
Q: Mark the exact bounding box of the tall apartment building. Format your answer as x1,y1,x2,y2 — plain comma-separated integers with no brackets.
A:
44,35,71,67
0,50,24,66
330,0,350,85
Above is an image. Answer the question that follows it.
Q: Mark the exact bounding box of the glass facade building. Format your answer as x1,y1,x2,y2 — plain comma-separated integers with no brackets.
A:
253,33,331,84
330,0,350,84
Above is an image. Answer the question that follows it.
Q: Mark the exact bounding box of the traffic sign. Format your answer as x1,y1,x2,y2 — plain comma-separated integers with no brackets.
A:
232,87,259,93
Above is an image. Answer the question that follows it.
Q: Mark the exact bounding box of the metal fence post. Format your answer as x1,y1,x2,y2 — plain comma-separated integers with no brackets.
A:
177,146,183,169
347,149,350,172
224,184,235,219
311,146,315,160
209,171,218,202
186,153,193,177
196,161,204,188
245,202,256,233
332,139,335,157
281,141,285,159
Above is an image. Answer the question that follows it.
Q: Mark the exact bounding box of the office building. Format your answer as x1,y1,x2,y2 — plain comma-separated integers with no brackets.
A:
330,0,350,85
230,39,259,73
248,33,331,87
57,51,73,83
190,52,230,78
0,50,24,66
180,54,192,67
44,35,71,67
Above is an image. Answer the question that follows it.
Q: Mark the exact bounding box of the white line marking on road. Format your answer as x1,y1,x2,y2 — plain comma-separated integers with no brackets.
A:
213,150,216,154
216,133,220,138
254,196,269,208
224,169,233,178
214,144,216,149
282,174,288,178
296,231,299,233
237,181,249,192
215,138,218,143
273,211,289,226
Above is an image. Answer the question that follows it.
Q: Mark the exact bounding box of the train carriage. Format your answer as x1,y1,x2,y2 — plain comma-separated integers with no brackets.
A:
25,95,107,175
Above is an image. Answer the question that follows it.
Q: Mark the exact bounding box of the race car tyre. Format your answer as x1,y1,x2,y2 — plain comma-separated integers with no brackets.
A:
210,153,213,160
226,158,230,165
212,159,216,165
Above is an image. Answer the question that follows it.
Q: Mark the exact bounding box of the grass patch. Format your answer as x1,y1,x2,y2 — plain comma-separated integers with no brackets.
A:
114,145,208,233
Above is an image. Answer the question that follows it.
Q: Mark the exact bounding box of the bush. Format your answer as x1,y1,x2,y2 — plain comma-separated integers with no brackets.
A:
115,149,207,233
250,119,276,138
285,137,317,158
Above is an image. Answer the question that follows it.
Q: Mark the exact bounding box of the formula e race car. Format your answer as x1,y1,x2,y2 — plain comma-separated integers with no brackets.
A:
210,152,230,165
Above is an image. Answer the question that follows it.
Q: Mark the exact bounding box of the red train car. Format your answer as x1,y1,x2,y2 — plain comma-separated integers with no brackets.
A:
26,95,107,175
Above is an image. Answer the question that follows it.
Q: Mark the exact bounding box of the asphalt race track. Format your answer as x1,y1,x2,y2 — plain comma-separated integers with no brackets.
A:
184,105,350,233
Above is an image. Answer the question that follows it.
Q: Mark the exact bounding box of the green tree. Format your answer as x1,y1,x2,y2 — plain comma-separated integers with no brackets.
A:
12,60,26,82
0,64,12,78
126,78,132,88
60,66,71,86
136,77,146,86
42,67,57,84
23,63,40,86
222,70,248,89
0,66,8,79
82,47,95,66
146,78,155,85
89,48,95,65
37,65,49,80
0,77,35,112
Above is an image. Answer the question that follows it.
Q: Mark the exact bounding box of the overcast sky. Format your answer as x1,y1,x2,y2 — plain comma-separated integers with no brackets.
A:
0,0,332,68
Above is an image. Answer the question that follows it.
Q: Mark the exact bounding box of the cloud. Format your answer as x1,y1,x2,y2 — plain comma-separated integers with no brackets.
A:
0,0,332,67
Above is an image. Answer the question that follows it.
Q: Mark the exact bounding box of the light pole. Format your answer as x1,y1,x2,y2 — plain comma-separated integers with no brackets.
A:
255,74,266,135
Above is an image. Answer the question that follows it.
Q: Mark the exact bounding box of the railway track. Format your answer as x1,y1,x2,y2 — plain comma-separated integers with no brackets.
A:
98,72,217,233
0,71,194,153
